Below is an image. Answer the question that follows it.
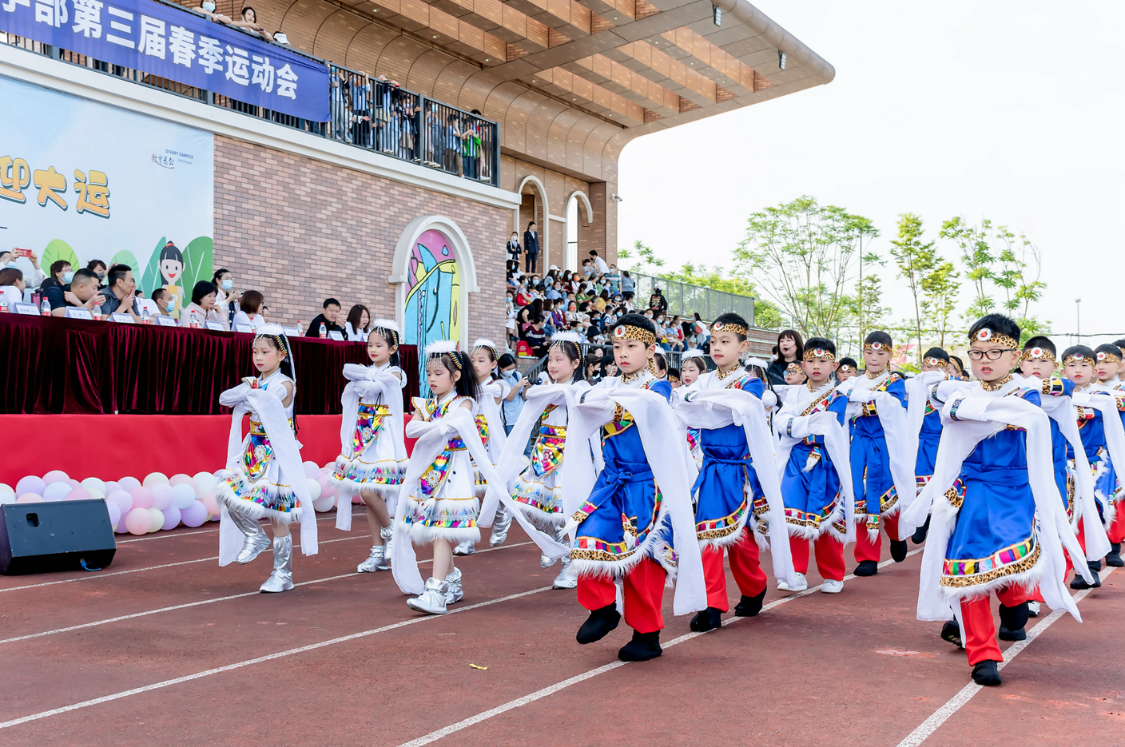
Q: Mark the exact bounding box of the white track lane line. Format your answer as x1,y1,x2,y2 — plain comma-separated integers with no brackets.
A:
0,542,531,646
395,548,927,747
0,584,555,731
895,566,1115,747
116,510,363,544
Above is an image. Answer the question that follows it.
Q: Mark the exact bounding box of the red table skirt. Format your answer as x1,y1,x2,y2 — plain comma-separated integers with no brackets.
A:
0,414,418,486
0,314,419,415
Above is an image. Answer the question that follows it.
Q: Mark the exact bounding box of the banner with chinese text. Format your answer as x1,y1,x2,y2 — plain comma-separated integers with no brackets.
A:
0,0,329,120
0,76,214,309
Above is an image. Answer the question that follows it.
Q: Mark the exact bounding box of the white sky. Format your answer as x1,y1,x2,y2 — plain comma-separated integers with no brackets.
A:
617,0,1125,348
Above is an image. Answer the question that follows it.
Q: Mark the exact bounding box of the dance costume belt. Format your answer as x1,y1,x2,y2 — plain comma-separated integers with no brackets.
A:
244,418,295,481
530,424,567,477
351,402,390,456
691,453,750,495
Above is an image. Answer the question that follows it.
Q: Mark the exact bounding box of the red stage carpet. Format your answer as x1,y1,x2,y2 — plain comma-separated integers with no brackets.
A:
0,414,415,485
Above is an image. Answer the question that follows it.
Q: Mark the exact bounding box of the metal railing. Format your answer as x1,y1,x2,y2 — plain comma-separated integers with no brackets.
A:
627,271,756,325
1,13,500,187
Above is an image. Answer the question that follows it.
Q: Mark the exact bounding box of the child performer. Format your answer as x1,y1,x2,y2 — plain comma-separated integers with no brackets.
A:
329,320,407,573
784,362,807,385
836,358,859,382
1093,344,1125,563
678,349,708,470
906,348,953,544
901,315,1092,686
393,342,565,614
774,339,853,592
454,339,511,556
499,331,591,589
837,331,916,575
216,326,317,592
561,314,705,661
675,314,796,631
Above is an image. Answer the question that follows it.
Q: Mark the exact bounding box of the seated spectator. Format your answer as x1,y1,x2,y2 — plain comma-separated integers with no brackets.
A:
0,267,25,309
47,268,104,316
0,250,43,296
230,6,273,39
306,298,344,337
40,259,73,293
181,280,230,330
523,315,549,357
261,304,271,324
101,263,142,321
666,315,685,351
190,0,232,23
86,259,107,285
151,288,176,317
605,264,621,295
344,303,371,341
212,269,238,320
232,290,267,332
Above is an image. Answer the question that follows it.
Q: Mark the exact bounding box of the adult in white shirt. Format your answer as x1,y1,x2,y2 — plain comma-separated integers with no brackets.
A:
181,280,230,330
590,251,610,275
0,250,45,299
231,290,267,332
343,303,371,341
0,267,26,310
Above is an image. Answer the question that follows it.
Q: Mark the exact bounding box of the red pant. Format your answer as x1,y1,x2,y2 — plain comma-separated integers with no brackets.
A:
1109,503,1125,544
701,529,768,611
576,557,666,634
1031,519,1087,603
789,533,846,582
959,586,1028,665
854,513,901,563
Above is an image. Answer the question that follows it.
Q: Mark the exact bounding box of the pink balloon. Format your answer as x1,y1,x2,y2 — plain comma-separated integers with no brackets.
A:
160,505,182,531
16,494,44,503
66,488,92,502
129,486,154,509
43,470,69,485
104,481,121,496
317,476,337,499
124,508,151,535
118,476,141,491
106,490,133,514
181,500,208,527
114,514,131,533
15,476,45,496
68,479,82,489
149,483,175,511
169,474,194,487
106,502,121,530
200,491,219,518
352,495,363,504
303,463,320,479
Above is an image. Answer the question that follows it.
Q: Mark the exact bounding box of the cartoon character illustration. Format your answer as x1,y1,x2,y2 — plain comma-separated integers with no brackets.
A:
404,230,460,397
158,241,185,315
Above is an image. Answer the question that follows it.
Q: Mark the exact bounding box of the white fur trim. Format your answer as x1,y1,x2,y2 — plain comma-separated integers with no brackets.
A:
371,318,400,334
472,338,499,352
215,481,302,524
408,523,481,544
570,503,671,581
551,331,584,345
426,339,458,356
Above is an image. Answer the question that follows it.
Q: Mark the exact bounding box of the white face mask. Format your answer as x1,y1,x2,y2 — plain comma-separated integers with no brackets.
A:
202,1,215,11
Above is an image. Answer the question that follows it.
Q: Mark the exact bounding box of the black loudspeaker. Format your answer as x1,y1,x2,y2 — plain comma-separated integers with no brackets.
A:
0,499,117,575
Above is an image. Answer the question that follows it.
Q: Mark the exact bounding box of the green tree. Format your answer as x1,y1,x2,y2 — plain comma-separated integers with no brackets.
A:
888,213,937,365
617,239,664,275
919,260,960,350
734,196,879,339
939,217,997,320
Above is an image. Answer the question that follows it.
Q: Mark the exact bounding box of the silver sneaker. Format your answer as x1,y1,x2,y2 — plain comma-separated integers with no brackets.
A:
357,544,390,573
380,525,394,556
259,535,294,593
453,539,476,556
445,567,464,603
489,506,513,547
229,509,271,565
407,577,449,615
542,525,566,568
552,556,577,589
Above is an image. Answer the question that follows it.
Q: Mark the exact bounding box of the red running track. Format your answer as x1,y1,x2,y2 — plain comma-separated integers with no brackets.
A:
0,517,1121,746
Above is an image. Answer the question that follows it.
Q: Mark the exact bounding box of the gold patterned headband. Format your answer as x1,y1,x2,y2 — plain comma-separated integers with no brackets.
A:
838,364,854,373
862,341,890,353
924,357,947,368
1021,347,1055,363
970,327,1018,351
1096,351,1121,364
711,320,748,337
804,347,836,361
785,362,803,373
1062,353,1090,367
612,324,656,346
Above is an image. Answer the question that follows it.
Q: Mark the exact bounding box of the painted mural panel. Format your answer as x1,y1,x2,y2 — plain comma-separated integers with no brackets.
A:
403,228,460,396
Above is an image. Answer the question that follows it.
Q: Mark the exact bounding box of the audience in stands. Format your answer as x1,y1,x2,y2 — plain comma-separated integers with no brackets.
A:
507,231,522,264
181,281,230,330
306,298,343,337
523,221,540,273
231,7,272,39
47,268,104,316
232,290,267,332
101,264,142,321
344,304,371,341
523,316,549,358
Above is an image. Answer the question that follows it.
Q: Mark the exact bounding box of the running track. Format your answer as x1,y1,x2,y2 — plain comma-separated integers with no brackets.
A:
1,513,1122,746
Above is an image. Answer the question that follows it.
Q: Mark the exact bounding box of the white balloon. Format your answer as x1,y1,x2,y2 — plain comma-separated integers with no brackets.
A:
143,472,169,487
0,484,14,505
305,478,322,502
312,496,335,512
171,483,197,510
147,507,164,532
193,471,218,496
81,477,107,496
43,482,73,500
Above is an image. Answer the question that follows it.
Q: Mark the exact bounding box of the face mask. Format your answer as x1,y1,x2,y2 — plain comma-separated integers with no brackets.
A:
165,301,175,313
221,279,233,290
96,271,105,279
202,1,215,10
62,271,74,283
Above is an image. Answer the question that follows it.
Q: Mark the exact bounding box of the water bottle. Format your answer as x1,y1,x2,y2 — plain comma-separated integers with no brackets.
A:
93,304,102,321
0,298,8,313
319,321,327,339
41,298,50,316
142,307,152,325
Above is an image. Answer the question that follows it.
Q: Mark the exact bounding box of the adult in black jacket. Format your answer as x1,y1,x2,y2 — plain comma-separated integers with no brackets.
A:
765,329,804,385
306,297,344,337
506,230,522,263
523,220,540,274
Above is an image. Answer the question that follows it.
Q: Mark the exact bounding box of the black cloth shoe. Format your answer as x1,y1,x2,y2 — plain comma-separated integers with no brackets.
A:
890,539,909,562
911,516,930,544
689,606,723,632
576,603,620,644
972,660,1002,686
941,619,963,648
618,630,662,661
1107,543,1124,568
734,589,767,617
853,560,879,577
998,602,1029,641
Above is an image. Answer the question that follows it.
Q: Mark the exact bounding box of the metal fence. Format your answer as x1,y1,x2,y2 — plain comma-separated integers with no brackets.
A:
629,271,755,325
1,13,500,187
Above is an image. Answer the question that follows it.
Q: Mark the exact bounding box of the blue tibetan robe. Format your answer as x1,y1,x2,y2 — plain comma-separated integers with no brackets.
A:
851,373,906,529
781,388,849,539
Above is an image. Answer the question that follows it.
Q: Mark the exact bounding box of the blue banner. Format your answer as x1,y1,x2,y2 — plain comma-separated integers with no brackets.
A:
0,0,329,121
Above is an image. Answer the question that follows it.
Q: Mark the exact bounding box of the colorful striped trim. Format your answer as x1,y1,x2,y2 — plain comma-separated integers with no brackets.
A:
696,498,749,540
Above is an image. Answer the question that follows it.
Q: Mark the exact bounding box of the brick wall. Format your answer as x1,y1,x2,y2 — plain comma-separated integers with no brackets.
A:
212,135,508,345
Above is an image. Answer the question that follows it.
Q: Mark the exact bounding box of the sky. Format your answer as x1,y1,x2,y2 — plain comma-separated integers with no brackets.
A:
616,1,1125,348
